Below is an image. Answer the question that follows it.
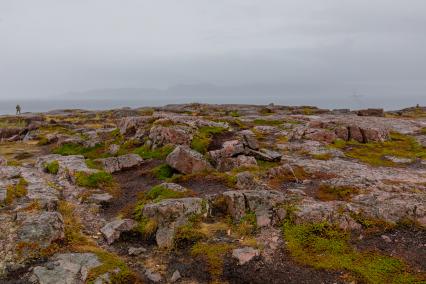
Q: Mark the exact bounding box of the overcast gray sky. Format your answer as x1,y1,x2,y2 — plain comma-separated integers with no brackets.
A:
1,0,425,108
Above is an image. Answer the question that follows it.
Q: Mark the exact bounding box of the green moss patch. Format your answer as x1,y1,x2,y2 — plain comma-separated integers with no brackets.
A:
53,143,111,159
332,133,426,167
44,160,59,174
133,144,174,160
145,184,190,202
191,126,227,154
75,171,115,189
283,221,421,283
85,159,104,170
151,164,175,180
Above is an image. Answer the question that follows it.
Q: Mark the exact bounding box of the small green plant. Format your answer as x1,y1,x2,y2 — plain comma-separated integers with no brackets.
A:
134,216,158,240
53,143,110,159
191,126,226,154
235,211,257,236
44,160,59,174
5,177,28,204
133,144,174,159
151,164,175,180
85,159,103,170
145,185,188,202
75,171,114,188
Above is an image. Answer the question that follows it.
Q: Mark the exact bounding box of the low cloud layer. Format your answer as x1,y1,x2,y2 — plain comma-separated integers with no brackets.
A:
0,0,425,108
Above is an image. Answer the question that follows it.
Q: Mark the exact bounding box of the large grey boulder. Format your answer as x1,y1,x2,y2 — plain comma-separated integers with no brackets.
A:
222,190,287,226
100,219,137,244
166,146,212,174
31,253,101,284
149,124,194,147
142,198,204,248
239,130,259,150
118,116,153,136
36,154,98,180
95,154,143,173
17,212,65,246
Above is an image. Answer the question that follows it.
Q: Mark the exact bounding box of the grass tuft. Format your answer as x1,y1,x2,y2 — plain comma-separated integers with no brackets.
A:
151,164,175,180
5,177,28,205
133,144,174,160
75,171,114,189
44,160,59,174
191,242,235,279
191,126,226,154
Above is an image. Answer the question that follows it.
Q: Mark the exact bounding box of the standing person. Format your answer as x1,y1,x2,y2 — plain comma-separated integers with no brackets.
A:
16,104,21,115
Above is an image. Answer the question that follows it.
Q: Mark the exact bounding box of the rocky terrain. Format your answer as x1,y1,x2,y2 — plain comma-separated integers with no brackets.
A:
0,104,425,284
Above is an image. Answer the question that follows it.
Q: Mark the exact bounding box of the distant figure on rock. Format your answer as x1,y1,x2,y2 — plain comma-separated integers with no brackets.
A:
16,104,21,115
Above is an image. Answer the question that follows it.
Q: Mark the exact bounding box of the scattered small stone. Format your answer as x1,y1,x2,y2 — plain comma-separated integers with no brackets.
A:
100,219,137,245
232,247,260,265
145,269,162,283
381,235,392,243
170,270,181,282
128,246,147,256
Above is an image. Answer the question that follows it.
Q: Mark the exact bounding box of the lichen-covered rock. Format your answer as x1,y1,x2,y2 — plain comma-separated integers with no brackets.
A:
159,182,188,192
100,219,137,244
166,146,212,174
214,155,257,172
142,198,204,248
31,253,101,284
118,116,153,136
149,124,194,147
87,193,113,205
36,154,98,180
222,190,287,225
349,190,426,227
303,129,337,144
16,211,65,246
247,148,282,162
95,154,143,173
239,130,259,150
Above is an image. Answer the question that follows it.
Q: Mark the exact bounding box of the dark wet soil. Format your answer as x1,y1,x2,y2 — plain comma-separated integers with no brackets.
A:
177,175,233,197
223,248,344,284
353,227,426,272
208,130,237,151
102,161,161,219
